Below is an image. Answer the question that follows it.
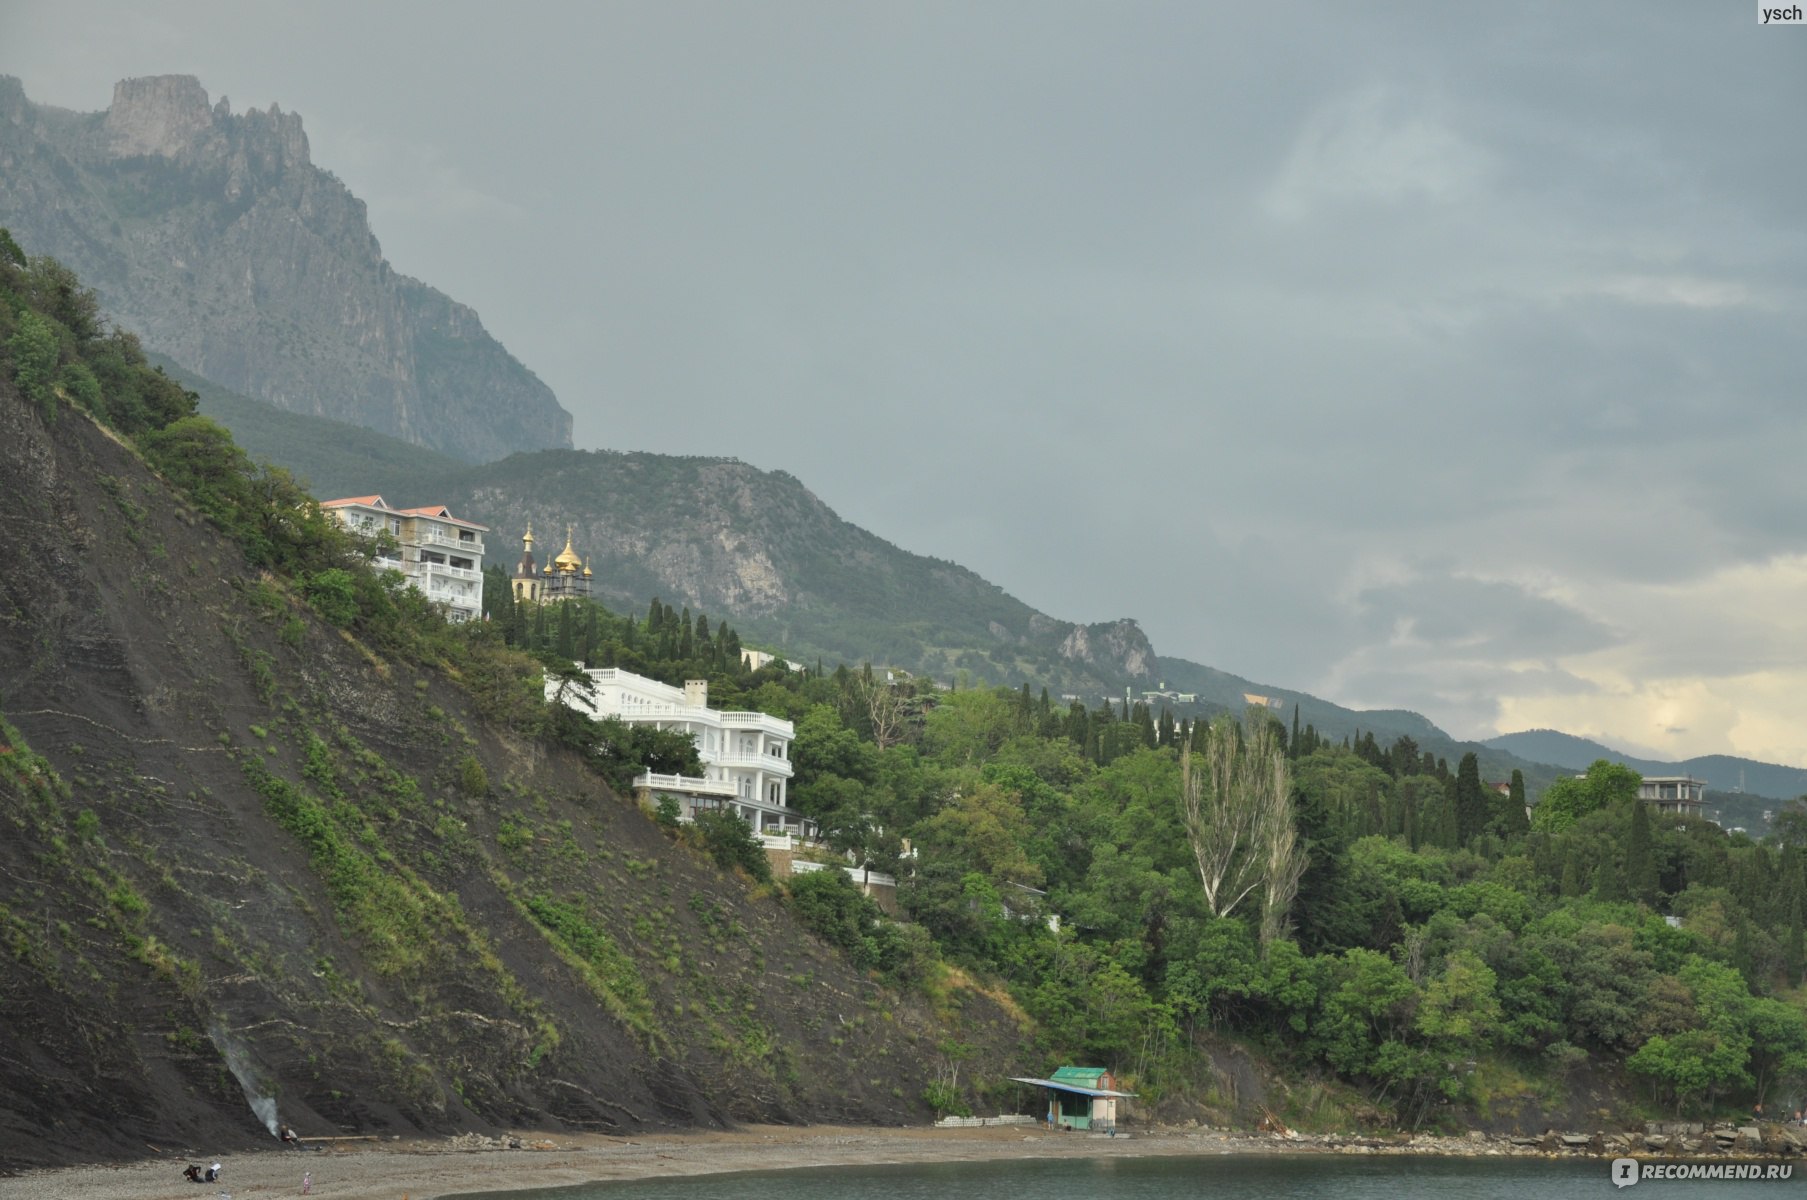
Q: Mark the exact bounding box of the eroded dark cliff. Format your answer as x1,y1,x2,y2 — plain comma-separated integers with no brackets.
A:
0,365,1020,1172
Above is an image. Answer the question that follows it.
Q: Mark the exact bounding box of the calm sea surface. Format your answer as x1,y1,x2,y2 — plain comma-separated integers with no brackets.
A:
442,1152,1790,1200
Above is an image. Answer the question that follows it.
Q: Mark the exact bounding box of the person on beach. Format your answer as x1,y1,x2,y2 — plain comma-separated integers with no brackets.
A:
301,1169,312,1194
183,1163,204,1182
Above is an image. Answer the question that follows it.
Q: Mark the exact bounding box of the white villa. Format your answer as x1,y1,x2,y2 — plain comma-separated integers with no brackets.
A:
321,495,486,623
549,667,814,840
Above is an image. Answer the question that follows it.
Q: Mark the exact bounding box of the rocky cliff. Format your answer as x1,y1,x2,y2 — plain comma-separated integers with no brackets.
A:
0,75,571,462
444,449,1161,691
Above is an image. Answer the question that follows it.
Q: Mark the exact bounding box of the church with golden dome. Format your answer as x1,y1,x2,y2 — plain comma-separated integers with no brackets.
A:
511,523,593,602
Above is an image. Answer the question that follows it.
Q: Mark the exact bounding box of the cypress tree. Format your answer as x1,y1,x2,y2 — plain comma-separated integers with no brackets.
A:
1625,797,1658,906
1560,848,1586,897
1454,752,1487,843
1787,892,1804,987
1495,769,1530,837
1592,854,1627,903
555,601,575,658
1290,704,1301,759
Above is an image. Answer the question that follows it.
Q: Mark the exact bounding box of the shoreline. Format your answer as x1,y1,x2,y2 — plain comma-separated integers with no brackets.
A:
0,1123,1784,1200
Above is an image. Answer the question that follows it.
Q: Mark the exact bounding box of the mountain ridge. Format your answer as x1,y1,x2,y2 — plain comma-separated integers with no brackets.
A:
159,349,1807,807
1486,728,1807,801
0,74,572,462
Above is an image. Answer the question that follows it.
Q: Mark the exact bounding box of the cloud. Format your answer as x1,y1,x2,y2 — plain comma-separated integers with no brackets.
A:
1264,86,1491,221
7,2,1804,766
1584,274,1762,310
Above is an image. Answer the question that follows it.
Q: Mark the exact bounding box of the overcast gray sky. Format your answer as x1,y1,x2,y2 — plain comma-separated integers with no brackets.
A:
7,2,1805,763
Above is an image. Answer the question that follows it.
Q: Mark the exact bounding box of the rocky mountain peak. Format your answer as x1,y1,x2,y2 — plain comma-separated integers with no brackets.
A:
1058,618,1157,681
0,76,571,463
104,74,218,158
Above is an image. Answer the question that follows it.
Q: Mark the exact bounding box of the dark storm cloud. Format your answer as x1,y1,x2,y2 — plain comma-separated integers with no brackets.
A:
7,1,1804,754
1352,573,1621,660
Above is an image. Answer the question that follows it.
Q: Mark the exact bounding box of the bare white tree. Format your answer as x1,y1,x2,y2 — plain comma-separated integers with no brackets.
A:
1179,708,1303,950
1256,743,1306,950
854,674,905,750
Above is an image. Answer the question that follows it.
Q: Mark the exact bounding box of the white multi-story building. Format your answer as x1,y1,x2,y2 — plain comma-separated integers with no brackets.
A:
550,667,811,838
320,495,487,623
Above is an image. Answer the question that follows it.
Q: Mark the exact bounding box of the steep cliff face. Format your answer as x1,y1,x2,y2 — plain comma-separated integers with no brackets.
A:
0,75,571,462
0,369,1022,1171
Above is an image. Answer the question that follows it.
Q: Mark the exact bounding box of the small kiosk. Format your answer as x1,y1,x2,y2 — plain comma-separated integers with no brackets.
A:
1009,1066,1136,1132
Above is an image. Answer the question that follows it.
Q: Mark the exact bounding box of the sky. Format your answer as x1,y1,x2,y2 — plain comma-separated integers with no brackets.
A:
6,2,1806,764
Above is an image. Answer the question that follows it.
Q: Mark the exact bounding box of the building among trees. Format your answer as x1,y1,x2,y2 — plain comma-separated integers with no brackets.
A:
548,667,810,839
1639,775,1706,817
320,495,486,622
1007,1067,1134,1131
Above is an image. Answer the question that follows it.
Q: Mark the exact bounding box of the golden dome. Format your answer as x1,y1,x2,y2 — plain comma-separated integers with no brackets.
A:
582,559,593,578
554,524,582,573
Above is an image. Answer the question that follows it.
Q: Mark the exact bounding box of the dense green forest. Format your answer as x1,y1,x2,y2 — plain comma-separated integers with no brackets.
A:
490,589,1807,1125
5,230,1805,1132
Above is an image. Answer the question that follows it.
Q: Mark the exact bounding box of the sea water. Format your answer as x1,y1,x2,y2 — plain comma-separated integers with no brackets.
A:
442,1151,1789,1200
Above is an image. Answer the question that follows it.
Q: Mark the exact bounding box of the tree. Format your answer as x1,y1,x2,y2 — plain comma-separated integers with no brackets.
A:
693,809,771,882
854,673,906,750
1180,710,1303,950
1533,760,1641,834
1491,769,1531,838
1453,753,1488,844
7,308,62,419
1625,797,1659,906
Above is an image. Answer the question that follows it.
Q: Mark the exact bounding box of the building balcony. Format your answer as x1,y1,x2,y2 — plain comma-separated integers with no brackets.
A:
709,753,795,776
634,772,737,799
417,529,484,552
720,710,792,734
611,702,720,722
420,562,482,582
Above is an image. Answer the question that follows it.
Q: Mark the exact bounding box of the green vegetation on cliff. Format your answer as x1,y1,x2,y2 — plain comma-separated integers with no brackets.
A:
0,236,1025,1170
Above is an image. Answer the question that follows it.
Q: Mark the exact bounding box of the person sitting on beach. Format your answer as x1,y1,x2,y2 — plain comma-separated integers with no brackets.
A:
183,1164,203,1182
280,1124,299,1146
205,1162,222,1182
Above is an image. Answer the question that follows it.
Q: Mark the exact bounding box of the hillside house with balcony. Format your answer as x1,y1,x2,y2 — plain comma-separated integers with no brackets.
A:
321,495,486,622
549,667,813,839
